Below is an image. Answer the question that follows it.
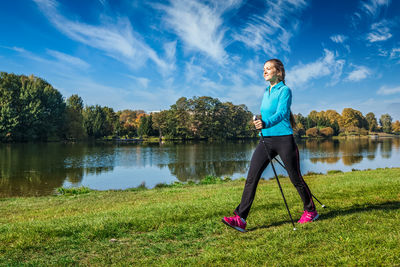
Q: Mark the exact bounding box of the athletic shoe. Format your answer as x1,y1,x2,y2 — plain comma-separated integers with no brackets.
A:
298,210,319,224
222,215,247,232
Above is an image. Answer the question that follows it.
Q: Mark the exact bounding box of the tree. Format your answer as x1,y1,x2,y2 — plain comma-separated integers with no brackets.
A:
293,122,306,137
339,108,366,130
0,72,65,141
102,106,118,136
0,72,20,141
83,105,108,138
307,110,318,129
170,97,192,138
137,114,152,137
64,94,85,139
365,112,378,132
152,110,171,139
379,114,392,133
392,120,400,133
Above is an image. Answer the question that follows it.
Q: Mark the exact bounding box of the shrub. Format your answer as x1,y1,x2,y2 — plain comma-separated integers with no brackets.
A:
57,186,91,195
327,170,343,175
320,127,334,137
306,127,319,137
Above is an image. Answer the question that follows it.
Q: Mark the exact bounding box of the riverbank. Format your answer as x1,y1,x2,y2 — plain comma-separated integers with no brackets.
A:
1,168,400,265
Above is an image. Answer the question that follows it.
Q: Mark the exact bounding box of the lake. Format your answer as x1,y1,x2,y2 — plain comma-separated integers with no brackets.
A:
1,137,399,197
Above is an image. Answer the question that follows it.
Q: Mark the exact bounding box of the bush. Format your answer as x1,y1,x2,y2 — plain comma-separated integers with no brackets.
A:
57,186,92,195
327,170,343,175
306,127,319,137
320,127,334,137
360,128,369,136
199,175,223,185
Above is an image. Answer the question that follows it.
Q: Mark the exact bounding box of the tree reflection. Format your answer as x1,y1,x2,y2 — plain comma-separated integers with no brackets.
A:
381,138,392,159
0,142,116,197
159,140,256,182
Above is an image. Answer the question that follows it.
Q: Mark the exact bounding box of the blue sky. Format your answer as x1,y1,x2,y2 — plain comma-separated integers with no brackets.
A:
1,0,400,120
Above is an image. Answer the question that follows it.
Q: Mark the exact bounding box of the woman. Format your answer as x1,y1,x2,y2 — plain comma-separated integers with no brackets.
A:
222,59,319,232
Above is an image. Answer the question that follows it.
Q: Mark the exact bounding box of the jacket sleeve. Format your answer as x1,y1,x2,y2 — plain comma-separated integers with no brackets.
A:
263,87,292,128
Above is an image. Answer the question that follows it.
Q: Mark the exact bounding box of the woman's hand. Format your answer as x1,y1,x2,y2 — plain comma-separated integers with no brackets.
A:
253,119,263,130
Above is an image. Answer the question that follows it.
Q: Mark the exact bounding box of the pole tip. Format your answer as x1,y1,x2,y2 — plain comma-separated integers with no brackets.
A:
322,205,326,208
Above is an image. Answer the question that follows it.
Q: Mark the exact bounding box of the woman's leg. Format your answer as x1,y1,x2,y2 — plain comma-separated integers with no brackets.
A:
275,136,315,212
234,140,275,220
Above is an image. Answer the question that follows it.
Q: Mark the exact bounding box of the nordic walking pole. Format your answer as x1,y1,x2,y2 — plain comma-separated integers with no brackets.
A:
254,116,297,231
269,156,326,208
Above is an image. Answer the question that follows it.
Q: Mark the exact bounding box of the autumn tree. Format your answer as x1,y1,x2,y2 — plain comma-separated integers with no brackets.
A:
392,120,400,133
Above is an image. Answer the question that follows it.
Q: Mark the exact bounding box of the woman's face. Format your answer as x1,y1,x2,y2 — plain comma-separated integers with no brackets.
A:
263,61,278,82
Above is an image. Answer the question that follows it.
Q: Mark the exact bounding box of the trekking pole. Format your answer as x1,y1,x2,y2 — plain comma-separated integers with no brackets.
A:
254,116,297,231
269,157,326,208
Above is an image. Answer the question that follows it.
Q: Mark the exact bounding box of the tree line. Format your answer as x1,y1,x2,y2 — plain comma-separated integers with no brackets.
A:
1,72,399,142
293,108,399,138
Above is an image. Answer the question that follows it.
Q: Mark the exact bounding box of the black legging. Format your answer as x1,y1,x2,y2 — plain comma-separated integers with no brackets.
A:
235,135,315,220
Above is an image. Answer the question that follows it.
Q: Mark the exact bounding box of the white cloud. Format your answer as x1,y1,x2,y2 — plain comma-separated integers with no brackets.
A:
377,85,400,95
361,0,390,18
33,0,170,73
233,0,307,56
47,49,90,69
156,0,242,63
286,49,345,88
185,62,206,83
346,65,371,82
330,34,348,43
390,48,400,58
126,75,150,88
367,20,392,42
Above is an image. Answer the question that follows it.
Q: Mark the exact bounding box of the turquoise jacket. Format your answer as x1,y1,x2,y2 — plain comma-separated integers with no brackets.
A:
260,81,293,137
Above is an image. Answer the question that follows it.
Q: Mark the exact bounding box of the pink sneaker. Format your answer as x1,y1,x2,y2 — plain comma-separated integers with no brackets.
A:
222,215,247,232
298,210,319,224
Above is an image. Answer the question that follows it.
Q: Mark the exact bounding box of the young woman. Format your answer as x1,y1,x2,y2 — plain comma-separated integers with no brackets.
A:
222,59,319,232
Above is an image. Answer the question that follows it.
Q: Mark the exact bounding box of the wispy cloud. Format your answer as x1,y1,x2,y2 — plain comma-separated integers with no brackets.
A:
330,34,348,43
126,75,150,88
156,0,242,63
33,0,171,73
367,20,393,42
361,0,391,18
185,59,206,82
390,48,400,58
352,0,391,27
47,49,89,69
233,0,308,56
346,65,371,81
286,49,345,88
377,85,400,95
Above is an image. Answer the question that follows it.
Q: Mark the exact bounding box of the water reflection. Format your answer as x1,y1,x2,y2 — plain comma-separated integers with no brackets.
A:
0,137,399,197
304,138,386,166
0,142,117,197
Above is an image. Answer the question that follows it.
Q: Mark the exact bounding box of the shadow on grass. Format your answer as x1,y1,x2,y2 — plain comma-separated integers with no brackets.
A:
247,201,400,232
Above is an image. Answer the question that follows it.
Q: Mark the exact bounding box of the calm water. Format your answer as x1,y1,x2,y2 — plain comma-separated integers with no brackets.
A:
1,137,400,197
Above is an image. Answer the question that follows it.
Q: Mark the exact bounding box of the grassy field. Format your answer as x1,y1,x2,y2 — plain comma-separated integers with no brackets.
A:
1,168,400,266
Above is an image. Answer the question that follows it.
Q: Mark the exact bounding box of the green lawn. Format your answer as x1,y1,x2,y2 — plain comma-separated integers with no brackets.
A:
1,168,399,266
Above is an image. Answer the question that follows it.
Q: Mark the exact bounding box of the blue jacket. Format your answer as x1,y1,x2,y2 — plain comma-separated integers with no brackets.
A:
260,81,293,136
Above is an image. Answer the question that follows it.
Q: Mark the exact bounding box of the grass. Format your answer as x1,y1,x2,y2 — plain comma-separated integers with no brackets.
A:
1,168,400,266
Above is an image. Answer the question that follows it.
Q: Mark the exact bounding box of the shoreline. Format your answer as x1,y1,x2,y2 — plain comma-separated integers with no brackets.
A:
1,167,398,200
